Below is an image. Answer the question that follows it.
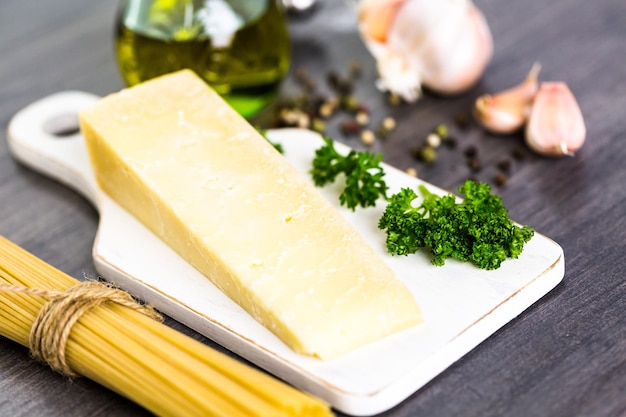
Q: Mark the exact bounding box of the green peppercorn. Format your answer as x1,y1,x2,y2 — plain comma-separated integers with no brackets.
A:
375,126,389,139
419,146,437,163
388,93,401,106
311,118,326,134
434,124,449,140
340,95,359,112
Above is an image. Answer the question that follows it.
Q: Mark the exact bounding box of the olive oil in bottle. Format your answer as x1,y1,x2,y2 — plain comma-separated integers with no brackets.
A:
115,0,290,118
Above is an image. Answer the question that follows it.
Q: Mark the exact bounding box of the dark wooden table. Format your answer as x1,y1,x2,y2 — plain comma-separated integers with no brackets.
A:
0,1,624,416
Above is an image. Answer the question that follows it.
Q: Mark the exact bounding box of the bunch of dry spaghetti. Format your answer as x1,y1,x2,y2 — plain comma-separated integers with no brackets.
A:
0,236,333,417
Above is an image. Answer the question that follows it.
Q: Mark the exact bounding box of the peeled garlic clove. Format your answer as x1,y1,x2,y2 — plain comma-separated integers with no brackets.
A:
474,62,541,134
357,0,493,102
525,82,586,156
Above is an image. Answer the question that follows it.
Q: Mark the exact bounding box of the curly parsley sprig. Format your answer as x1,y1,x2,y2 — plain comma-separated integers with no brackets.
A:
309,138,532,270
310,136,388,211
378,180,534,270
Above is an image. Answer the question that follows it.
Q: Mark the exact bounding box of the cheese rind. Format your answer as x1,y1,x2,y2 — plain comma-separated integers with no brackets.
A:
79,70,422,359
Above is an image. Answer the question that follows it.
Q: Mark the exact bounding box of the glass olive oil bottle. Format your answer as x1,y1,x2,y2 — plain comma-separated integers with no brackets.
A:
115,0,290,118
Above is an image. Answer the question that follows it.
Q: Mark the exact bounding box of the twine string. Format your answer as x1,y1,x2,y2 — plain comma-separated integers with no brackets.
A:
0,281,162,377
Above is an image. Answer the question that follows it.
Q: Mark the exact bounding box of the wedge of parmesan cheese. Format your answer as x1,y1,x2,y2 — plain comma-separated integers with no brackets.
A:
79,70,421,359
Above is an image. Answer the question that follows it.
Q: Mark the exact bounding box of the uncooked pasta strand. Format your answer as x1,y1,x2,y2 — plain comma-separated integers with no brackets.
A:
0,236,333,417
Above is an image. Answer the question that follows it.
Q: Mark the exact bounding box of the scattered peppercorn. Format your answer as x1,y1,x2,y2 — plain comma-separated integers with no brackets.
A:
494,173,508,186
375,117,396,139
443,136,457,149
326,70,354,96
388,93,402,106
361,129,376,145
454,112,471,130
419,146,437,163
512,147,526,161
340,95,360,112
294,66,309,84
311,118,326,134
357,103,370,115
348,61,363,79
309,95,326,114
426,133,442,148
326,71,341,90
304,78,317,92
276,108,310,129
497,159,512,173
382,116,396,131
340,120,362,136
467,157,482,172
464,145,478,158
434,124,449,140
273,63,534,191
318,101,336,119
356,111,370,126
293,67,317,93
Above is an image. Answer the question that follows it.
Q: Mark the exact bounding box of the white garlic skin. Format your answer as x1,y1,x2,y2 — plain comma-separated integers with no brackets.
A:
525,82,586,157
358,0,493,102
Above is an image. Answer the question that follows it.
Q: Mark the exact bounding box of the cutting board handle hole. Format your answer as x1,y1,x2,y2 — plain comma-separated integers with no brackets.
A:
43,113,80,138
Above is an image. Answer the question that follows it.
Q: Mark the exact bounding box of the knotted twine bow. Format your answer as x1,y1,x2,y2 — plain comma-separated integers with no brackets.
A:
0,281,162,377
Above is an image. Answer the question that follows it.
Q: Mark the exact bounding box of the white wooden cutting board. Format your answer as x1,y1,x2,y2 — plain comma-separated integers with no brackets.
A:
7,91,564,416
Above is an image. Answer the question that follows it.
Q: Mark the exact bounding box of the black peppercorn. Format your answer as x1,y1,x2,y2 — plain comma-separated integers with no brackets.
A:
454,112,471,130
340,120,361,136
497,159,512,173
494,173,508,186
467,157,482,172
464,145,478,158
512,148,526,161
443,136,457,149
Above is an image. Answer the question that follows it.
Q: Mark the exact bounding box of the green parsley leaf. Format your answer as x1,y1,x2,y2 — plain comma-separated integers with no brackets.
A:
310,136,388,211
378,180,534,270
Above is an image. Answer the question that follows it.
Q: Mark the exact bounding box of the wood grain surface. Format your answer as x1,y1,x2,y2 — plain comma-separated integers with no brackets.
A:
0,1,624,416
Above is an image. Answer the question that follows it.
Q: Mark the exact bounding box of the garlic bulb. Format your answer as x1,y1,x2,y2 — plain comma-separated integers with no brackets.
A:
473,63,541,134
358,0,493,102
525,82,586,157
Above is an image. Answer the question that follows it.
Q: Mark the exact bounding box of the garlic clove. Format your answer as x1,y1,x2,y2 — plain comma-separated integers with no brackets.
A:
357,0,493,102
418,1,493,96
525,82,586,157
473,62,541,134
359,0,406,43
